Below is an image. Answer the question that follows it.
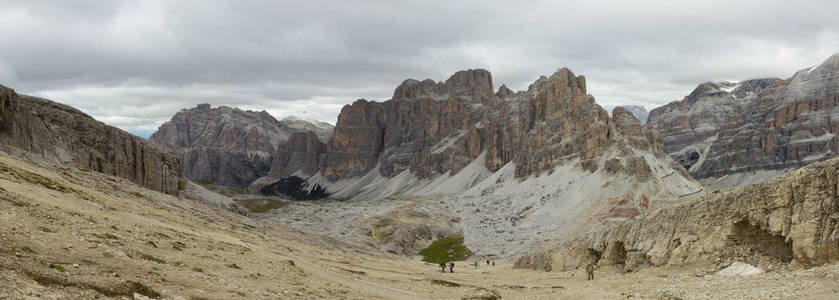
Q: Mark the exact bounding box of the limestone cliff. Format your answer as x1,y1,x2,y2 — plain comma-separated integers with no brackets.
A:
150,104,333,188
321,68,684,185
0,85,183,195
515,157,839,271
649,53,839,188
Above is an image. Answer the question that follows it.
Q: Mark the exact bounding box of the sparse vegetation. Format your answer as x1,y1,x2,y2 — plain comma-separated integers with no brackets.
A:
140,253,167,264
172,241,186,251
39,226,57,233
92,232,120,240
234,197,287,213
418,236,472,264
192,267,204,273
48,263,66,272
103,252,114,258
226,263,241,269
129,281,160,298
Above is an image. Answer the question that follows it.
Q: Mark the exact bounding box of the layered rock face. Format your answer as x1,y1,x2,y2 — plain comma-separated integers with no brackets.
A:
322,68,677,184
309,68,700,255
322,69,493,181
0,85,183,195
649,53,839,187
516,157,839,271
269,131,326,178
150,104,333,188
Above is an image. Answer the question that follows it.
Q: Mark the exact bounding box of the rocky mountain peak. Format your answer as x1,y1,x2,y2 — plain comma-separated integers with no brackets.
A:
495,84,515,99
648,52,839,188
620,105,649,123
731,78,783,99
392,79,444,100
392,69,494,101
527,68,586,95
150,103,333,187
444,68,494,96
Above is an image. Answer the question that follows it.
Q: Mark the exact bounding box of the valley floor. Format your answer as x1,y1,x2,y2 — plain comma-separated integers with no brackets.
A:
2,153,839,299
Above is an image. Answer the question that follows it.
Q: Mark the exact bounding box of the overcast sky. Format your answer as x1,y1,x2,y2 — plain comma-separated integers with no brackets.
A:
1,0,838,137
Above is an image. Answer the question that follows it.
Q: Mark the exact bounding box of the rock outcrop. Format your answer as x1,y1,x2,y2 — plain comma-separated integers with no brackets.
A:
150,104,333,188
0,85,183,195
648,53,839,188
302,68,701,253
321,68,680,184
516,157,839,271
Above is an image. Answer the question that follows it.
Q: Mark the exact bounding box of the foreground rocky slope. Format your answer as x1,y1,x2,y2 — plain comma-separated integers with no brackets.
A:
0,85,183,195
649,53,839,188
149,104,333,188
516,156,839,273
3,141,839,300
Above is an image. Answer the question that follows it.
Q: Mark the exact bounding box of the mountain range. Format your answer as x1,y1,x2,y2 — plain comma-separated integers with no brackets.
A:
649,53,839,188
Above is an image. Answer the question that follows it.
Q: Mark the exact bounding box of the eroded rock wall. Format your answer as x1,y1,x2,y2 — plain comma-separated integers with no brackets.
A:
648,53,839,185
516,157,839,271
0,85,183,195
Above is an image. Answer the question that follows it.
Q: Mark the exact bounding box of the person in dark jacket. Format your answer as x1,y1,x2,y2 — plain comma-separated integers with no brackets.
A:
586,263,595,280
449,262,455,273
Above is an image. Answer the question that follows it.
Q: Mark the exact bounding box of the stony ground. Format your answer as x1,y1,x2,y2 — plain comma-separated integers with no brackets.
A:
2,153,839,299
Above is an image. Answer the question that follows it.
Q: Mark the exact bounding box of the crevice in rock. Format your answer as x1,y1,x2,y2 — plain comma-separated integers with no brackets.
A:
586,248,602,265
728,219,793,262
609,241,627,265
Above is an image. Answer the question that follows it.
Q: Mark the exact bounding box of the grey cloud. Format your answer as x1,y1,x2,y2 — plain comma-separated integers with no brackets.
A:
1,0,838,135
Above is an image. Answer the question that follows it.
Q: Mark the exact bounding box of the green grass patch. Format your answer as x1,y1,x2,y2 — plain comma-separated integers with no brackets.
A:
234,198,287,214
129,281,160,298
48,263,66,272
418,236,472,264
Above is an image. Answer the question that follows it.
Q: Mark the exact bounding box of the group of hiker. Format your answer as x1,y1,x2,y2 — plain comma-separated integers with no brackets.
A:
438,260,496,273
437,261,597,280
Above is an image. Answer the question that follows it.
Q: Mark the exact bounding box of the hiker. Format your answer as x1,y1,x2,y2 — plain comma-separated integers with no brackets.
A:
474,262,478,268
486,260,490,265
586,263,595,280
492,261,495,266
440,262,447,273
449,262,455,273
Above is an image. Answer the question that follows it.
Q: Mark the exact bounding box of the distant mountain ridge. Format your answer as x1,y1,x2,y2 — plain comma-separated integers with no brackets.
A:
149,104,334,188
648,53,839,188
604,105,649,123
